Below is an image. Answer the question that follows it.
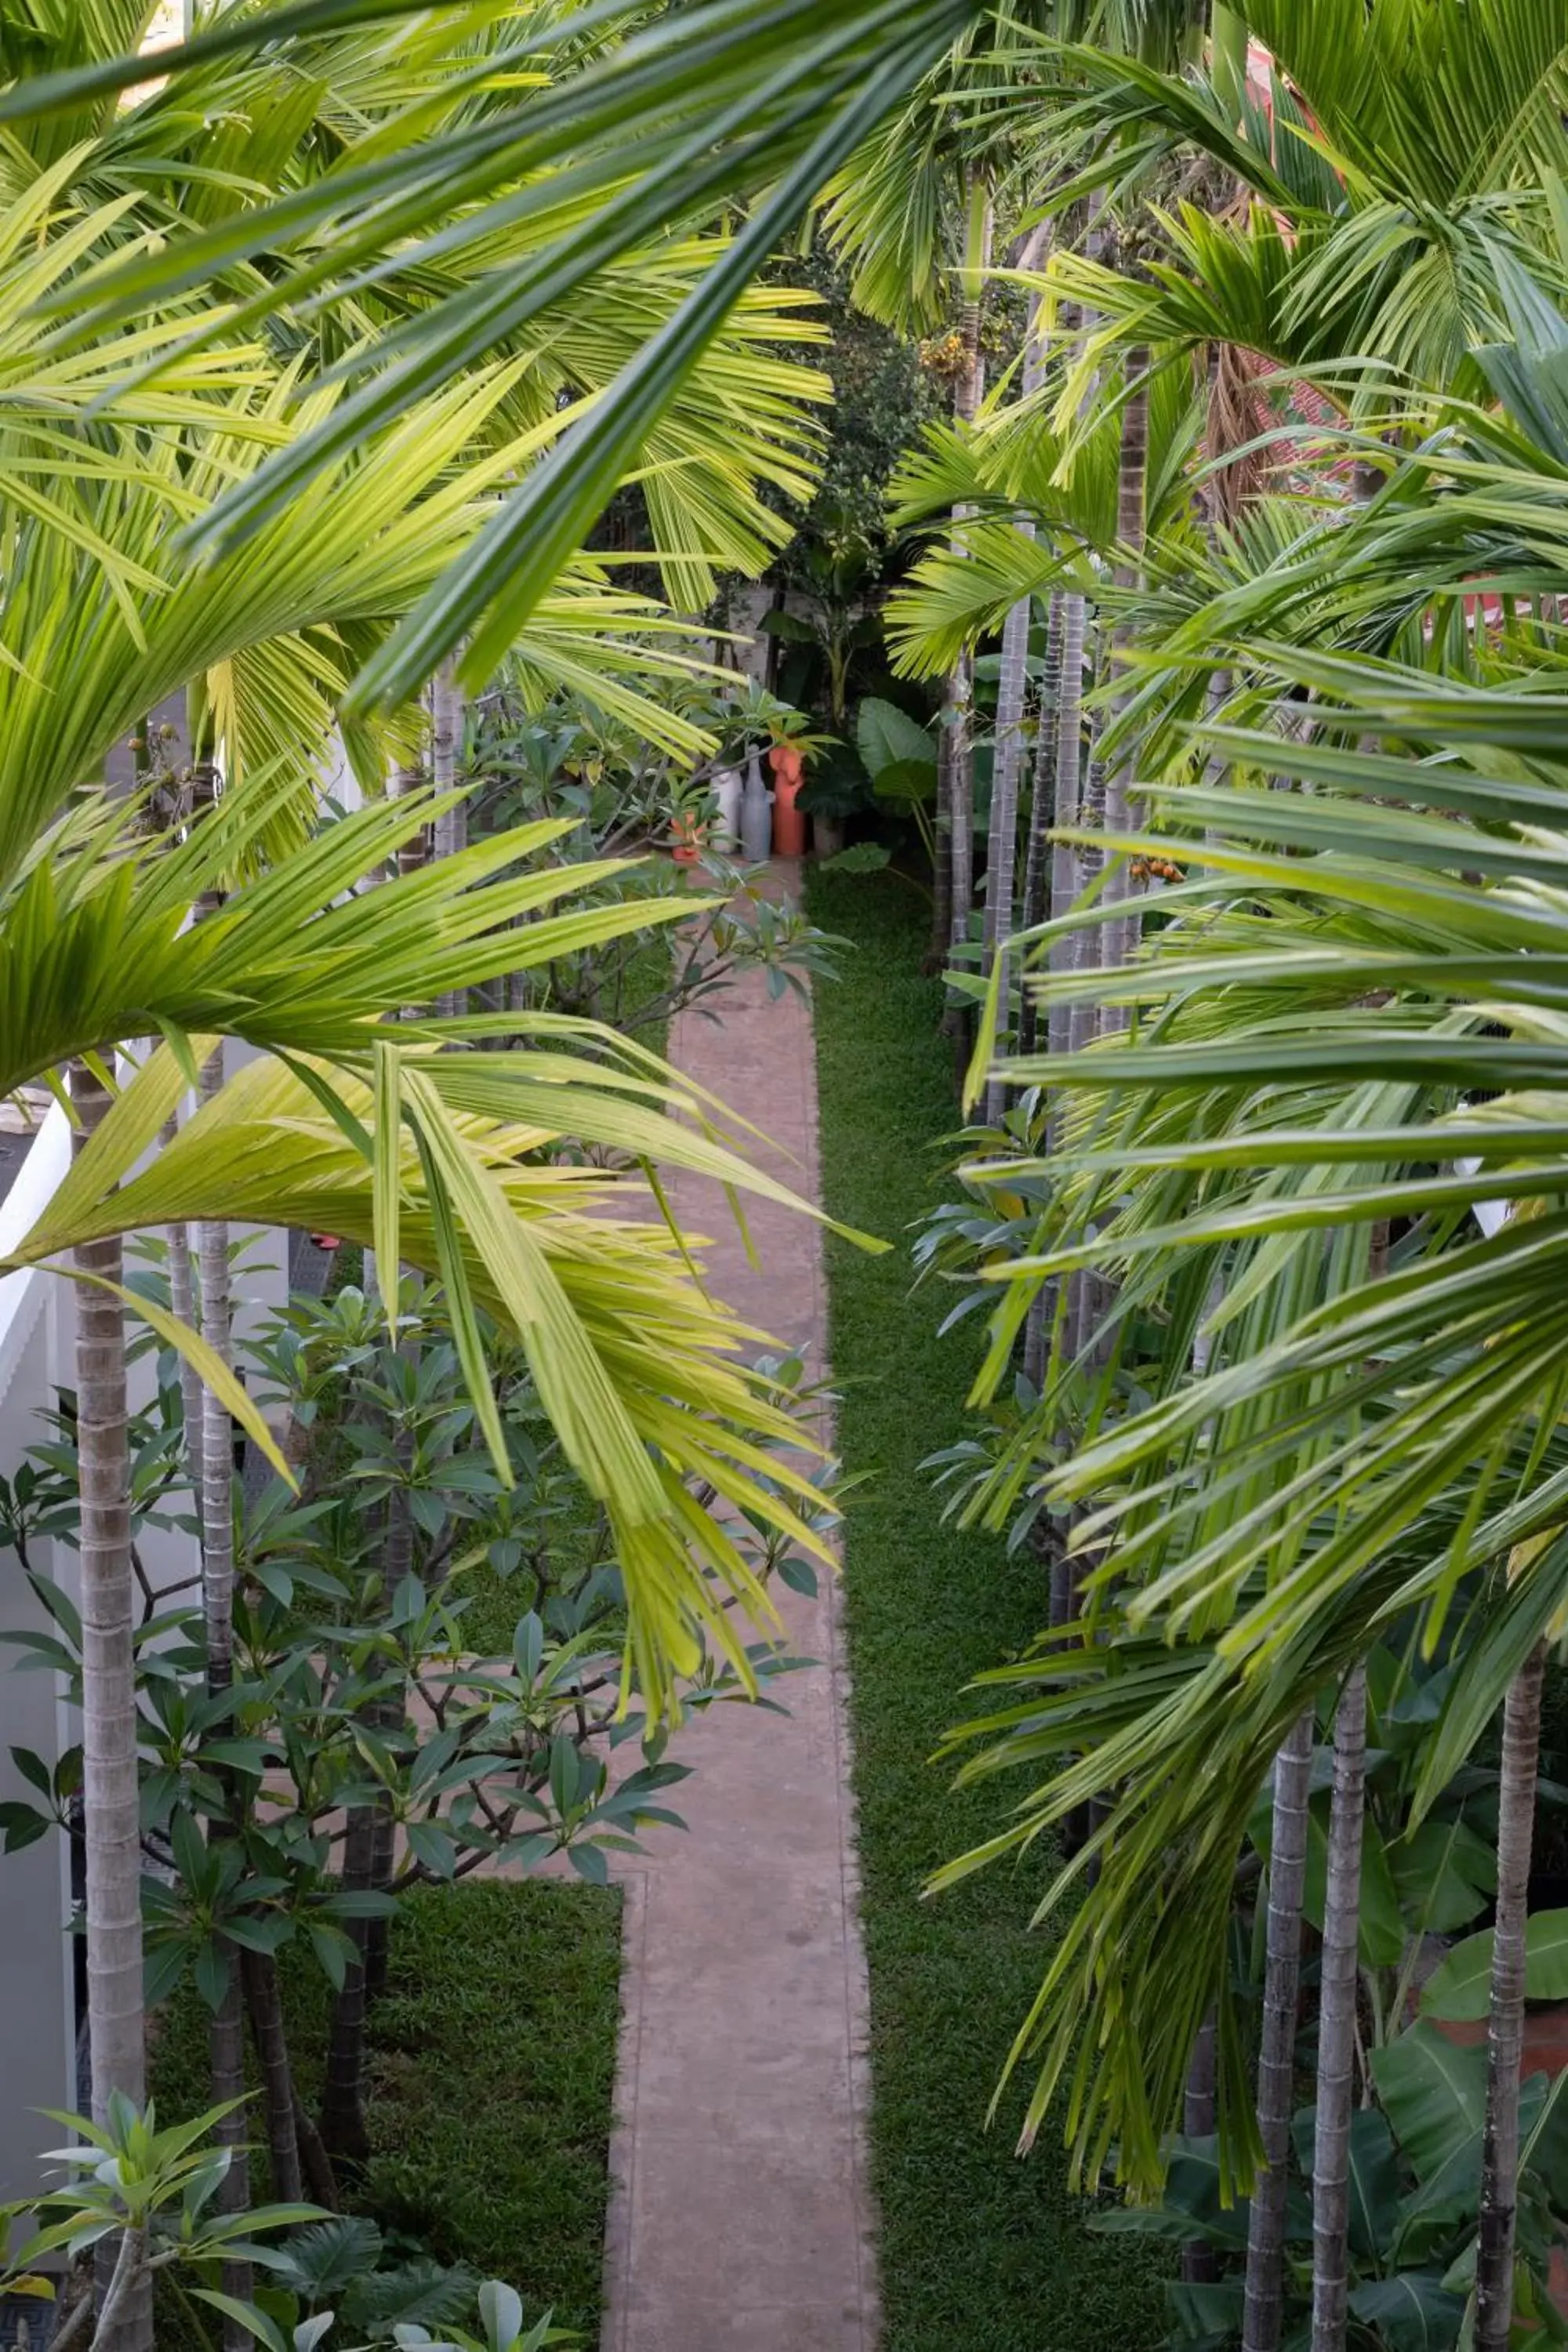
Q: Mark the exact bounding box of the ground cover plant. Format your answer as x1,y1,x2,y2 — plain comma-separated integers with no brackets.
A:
807,863,1168,2352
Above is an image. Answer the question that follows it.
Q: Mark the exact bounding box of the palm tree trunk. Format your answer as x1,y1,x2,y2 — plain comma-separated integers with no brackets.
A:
943,166,993,982
1476,1635,1548,2352
364,1470,412,2005
1016,590,1063,1066
981,586,1032,1127
982,278,1049,1127
1243,1708,1315,2352
294,2083,342,2213
320,1802,375,2166
1311,1663,1367,2352
1068,691,1105,1065
1183,2012,1220,2285
71,1063,152,2352
241,1949,303,2204
1102,342,1150,999
1047,593,1087,1069
1029,590,1088,1392
431,657,467,1022
160,1145,204,1496
194,1040,250,2347
197,1053,234,1702
928,745,953,965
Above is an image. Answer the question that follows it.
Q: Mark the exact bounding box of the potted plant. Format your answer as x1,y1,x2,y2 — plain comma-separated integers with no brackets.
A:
761,706,835,855
667,775,714,863
797,741,873,857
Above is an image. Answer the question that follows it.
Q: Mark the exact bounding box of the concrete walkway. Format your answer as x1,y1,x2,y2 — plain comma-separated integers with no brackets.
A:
601,861,880,2352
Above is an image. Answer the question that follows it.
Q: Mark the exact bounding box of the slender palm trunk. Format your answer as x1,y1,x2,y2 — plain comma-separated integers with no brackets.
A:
943,168,993,983
982,278,1048,1127
1243,1709,1315,2352
928,753,953,964
321,1802,375,2165
162,1171,204,1493
1027,590,1088,1395
72,1065,151,2352
431,657,467,1021
1101,343,1150,997
1183,2013,1220,2285
1016,590,1063,1066
325,749,425,2160
197,1052,234,1702
1068,688,1105,1065
195,1038,250,2345
1067,707,1109,1369
1047,593,1088,1073
981,588,1032,1127
1476,1636,1548,2352
364,1472,411,2005
241,1950,303,2203
1311,1663,1368,2352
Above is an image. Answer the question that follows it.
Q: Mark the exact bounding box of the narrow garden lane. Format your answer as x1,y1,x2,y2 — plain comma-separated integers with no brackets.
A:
804,868,1169,2352
601,857,880,2352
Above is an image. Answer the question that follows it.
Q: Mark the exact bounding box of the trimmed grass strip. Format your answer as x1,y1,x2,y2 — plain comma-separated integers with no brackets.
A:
805,868,1167,2352
151,1878,620,2343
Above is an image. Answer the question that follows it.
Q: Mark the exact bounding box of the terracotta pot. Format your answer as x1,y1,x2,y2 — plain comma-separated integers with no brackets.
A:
772,771,807,856
769,742,803,786
670,811,707,864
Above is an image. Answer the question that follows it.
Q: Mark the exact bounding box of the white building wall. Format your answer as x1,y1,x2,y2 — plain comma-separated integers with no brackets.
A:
0,1098,289,2208
0,1115,83,2207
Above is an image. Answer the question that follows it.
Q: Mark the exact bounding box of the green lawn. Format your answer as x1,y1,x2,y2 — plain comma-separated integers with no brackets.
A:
805,867,1169,2352
151,1878,621,2344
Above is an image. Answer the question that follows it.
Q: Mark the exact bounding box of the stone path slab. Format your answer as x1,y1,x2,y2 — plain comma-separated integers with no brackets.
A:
601,859,879,2352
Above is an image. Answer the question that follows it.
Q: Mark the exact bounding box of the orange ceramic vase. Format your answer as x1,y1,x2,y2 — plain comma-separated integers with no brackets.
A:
770,743,807,855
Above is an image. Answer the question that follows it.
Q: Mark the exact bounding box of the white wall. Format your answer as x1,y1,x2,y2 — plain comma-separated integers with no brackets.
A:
0,1100,289,2209
0,1113,85,2205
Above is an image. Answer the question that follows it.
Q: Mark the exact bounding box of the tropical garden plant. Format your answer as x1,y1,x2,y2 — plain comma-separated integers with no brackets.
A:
875,7,1568,2349
31,4,1568,2352
0,5,937,2342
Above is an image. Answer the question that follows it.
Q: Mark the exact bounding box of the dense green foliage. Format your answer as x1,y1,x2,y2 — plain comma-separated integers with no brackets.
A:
807,867,1168,2351
151,1881,622,2343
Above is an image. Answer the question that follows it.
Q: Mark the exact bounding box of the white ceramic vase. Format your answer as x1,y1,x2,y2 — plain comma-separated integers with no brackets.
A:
712,767,742,851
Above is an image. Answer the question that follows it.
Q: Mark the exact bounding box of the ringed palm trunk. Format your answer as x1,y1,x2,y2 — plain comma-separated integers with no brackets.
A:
1243,1708,1315,2352
241,1950,304,2205
942,165,993,989
1100,341,1150,1000
1016,590,1063,1067
1036,589,1088,1609
431,656,467,1021
188,760,252,2338
1311,1662,1368,2352
325,746,427,2161
161,1149,204,1494
1183,2012,1220,2285
1027,589,1087,1419
981,584,1032,1127
72,1062,152,2352
321,1801,376,2167
982,283,1048,1130
1475,1633,1548,2352
1046,593,1088,1075
196,1033,252,2344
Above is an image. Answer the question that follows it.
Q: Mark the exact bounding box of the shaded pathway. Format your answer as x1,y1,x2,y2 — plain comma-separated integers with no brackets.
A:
601,858,879,2352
